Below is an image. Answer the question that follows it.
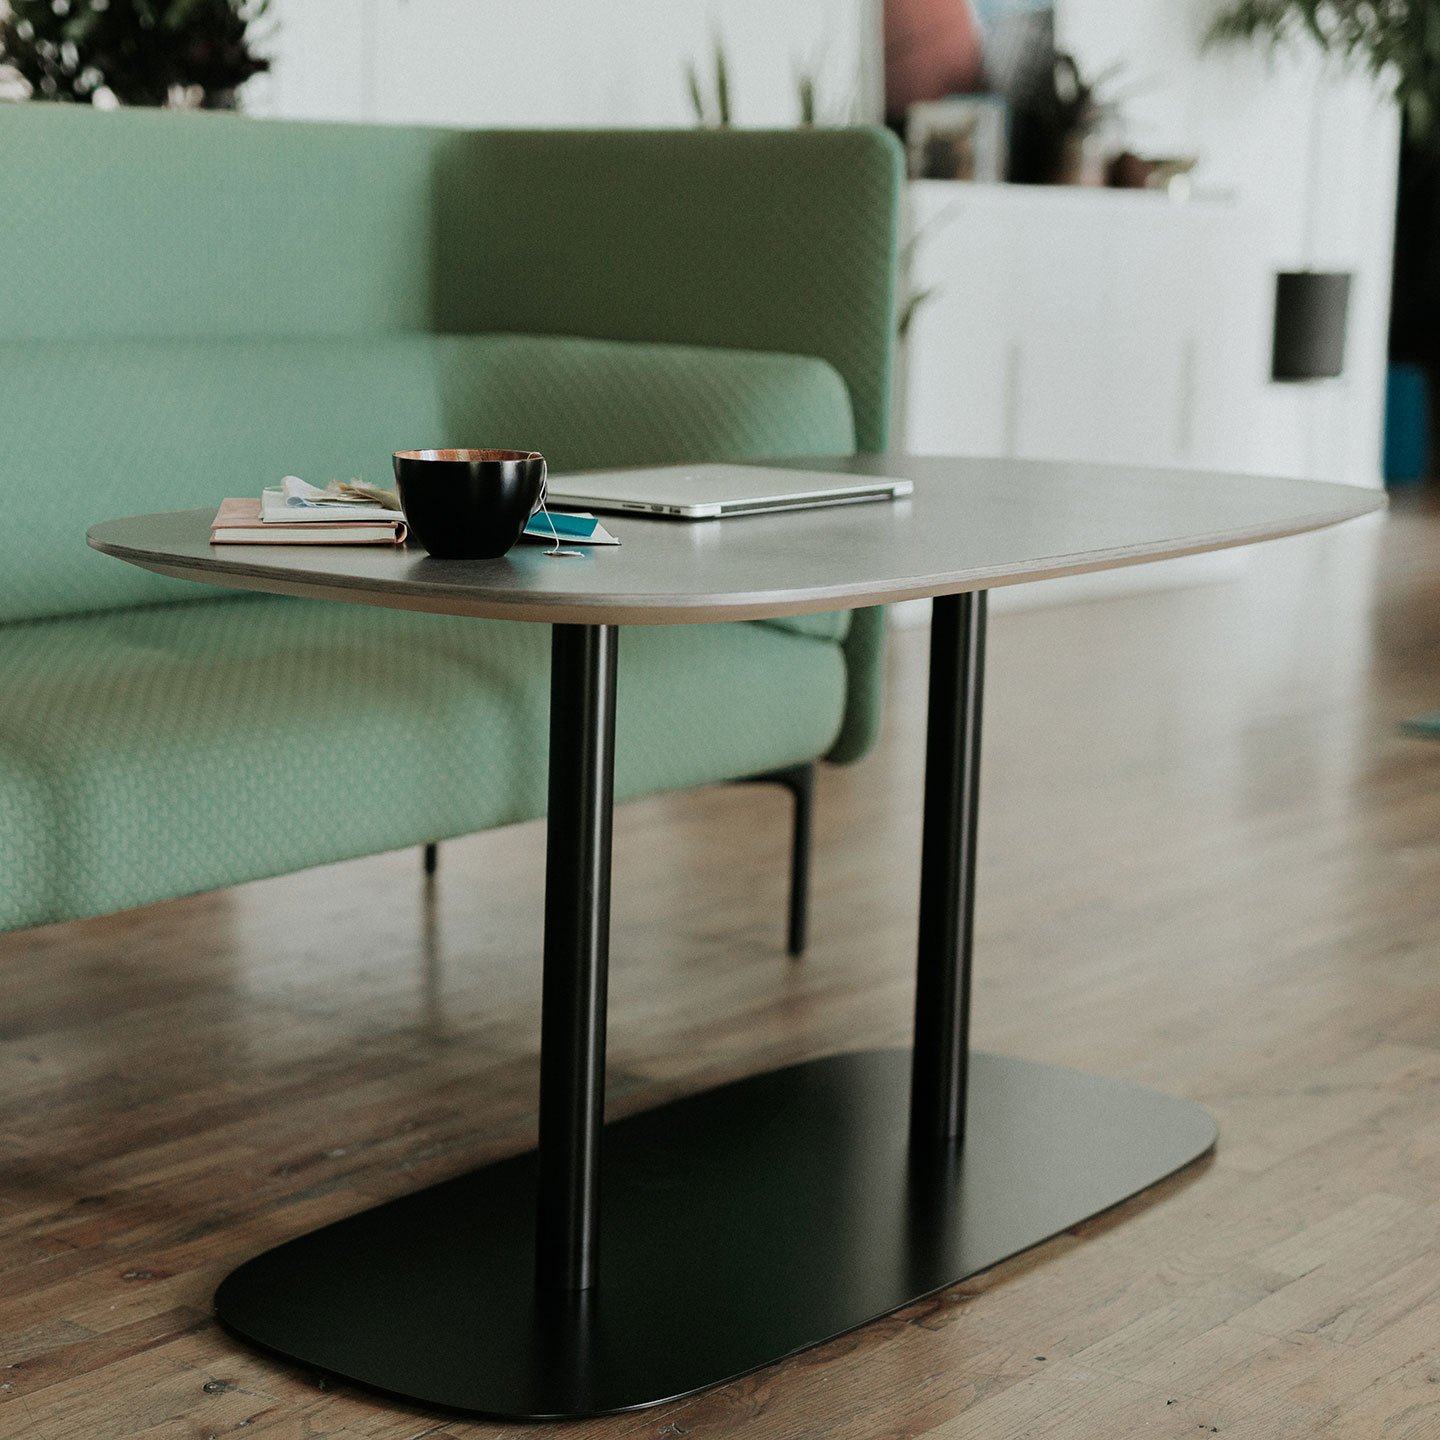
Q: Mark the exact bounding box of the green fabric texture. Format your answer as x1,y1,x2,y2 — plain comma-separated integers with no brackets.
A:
438,334,856,473
0,335,853,626
0,107,442,339
433,128,902,455
0,109,902,454
0,108,895,713
0,111,901,930
0,596,846,931
827,605,888,763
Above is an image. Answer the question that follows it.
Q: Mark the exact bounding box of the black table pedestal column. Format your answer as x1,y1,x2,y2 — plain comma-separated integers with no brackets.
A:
911,591,986,1147
535,623,618,1294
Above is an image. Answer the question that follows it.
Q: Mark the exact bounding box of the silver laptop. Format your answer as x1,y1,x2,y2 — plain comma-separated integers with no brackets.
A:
546,463,913,520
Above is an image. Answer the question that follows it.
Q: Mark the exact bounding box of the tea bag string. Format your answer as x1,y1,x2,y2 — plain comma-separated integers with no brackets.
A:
535,489,582,559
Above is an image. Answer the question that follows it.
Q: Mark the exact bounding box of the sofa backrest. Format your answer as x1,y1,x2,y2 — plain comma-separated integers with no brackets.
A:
0,107,898,443
431,127,901,453
0,108,897,623
0,336,446,621
0,334,854,623
0,106,443,339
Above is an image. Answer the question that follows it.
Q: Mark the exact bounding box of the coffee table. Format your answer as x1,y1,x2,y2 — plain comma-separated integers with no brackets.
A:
88,453,1383,1420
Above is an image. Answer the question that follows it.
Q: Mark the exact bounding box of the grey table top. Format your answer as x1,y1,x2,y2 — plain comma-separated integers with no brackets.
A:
87,454,1384,626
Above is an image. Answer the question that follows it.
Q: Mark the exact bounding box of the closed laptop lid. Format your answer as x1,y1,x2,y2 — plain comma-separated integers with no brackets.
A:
547,463,913,519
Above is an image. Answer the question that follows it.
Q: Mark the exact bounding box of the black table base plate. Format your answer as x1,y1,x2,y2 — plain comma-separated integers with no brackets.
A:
215,1049,1216,1420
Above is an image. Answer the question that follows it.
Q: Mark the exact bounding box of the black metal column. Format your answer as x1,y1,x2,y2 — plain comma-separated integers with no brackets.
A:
536,623,619,1292
784,763,814,958
910,591,987,1146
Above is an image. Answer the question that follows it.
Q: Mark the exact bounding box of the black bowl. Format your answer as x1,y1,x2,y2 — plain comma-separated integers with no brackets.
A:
393,448,547,559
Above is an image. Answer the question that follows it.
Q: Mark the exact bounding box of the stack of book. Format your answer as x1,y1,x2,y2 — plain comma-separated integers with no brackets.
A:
209,476,621,548
211,481,407,545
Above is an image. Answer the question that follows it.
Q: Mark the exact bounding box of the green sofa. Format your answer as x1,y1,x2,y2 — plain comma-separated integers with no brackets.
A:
0,107,901,933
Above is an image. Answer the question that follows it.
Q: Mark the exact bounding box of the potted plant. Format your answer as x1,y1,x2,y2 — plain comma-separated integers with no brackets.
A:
1006,49,1127,186
0,0,270,110
1046,53,1126,186
1207,1,1440,136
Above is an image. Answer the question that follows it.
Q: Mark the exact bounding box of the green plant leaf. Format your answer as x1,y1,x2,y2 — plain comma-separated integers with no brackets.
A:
685,60,706,126
797,70,816,127
714,36,731,127
1207,0,1440,142
897,285,937,339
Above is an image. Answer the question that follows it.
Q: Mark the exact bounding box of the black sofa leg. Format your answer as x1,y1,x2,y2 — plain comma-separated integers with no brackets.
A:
420,766,813,954
737,762,815,958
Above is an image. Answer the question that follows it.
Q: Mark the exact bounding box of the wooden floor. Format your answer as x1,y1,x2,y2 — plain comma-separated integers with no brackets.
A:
3,492,1440,1439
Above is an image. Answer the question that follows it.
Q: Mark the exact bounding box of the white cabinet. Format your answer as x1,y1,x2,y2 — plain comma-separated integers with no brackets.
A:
901,180,1383,490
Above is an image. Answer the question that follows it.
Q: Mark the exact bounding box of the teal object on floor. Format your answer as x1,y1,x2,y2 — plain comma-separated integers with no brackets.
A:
0,108,901,932
1384,363,1430,487
1401,712,1440,737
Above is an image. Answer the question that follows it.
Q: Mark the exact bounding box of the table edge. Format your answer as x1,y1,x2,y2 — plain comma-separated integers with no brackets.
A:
87,493,1385,625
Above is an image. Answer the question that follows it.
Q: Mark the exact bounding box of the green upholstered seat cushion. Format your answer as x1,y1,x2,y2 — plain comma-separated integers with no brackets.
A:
0,596,846,931
0,334,854,626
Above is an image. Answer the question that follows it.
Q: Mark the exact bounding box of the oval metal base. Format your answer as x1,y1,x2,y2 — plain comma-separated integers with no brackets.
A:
215,1049,1216,1420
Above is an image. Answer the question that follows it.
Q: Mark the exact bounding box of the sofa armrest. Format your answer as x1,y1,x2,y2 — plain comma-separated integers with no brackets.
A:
827,605,888,764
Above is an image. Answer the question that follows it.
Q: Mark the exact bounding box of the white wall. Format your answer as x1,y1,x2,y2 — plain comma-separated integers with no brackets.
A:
253,0,872,130
1057,0,1400,486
